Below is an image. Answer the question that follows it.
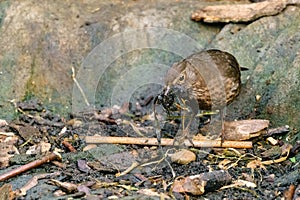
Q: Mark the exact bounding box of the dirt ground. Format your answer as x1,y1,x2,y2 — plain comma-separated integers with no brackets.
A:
1,0,300,199
0,98,299,200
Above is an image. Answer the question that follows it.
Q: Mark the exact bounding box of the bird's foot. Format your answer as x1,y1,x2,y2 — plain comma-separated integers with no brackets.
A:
199,124,224,145
173,129,194,148
220,130,225,147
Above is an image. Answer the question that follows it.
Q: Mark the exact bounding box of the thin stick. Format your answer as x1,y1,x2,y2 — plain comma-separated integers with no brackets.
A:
83,136,252,149
62,140,77,152
115,161,139,177
71,66,90,107
0,152,60,182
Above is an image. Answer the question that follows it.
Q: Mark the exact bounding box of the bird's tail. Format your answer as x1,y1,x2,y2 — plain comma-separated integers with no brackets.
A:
240,66,249,71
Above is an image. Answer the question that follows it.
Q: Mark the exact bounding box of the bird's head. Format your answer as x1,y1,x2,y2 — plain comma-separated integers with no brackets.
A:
164,59,198,99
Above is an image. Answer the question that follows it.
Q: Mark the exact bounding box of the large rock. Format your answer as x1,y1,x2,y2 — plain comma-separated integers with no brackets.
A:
210,6,300,129
0,0,218,118
0,0,299,130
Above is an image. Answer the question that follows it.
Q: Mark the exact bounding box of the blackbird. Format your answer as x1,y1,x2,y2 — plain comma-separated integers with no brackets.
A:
163,49,242,144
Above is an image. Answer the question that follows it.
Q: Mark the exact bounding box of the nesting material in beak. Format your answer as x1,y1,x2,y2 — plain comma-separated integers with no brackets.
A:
164,86,170,96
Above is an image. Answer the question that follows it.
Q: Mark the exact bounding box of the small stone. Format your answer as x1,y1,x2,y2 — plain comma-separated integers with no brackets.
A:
169,149,196,165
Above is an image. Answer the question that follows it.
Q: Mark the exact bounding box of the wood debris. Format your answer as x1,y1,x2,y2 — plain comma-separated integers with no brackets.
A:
0,184,15,200
15,172,60,196
191,0,290,23
0,97,297,199
261,143,292,165
283,184,296,200
292,184,300,200
0,152,61,182
223,119,269,140
172,170,232,195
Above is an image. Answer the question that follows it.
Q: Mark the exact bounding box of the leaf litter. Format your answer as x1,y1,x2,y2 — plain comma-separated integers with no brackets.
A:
0,97,299,199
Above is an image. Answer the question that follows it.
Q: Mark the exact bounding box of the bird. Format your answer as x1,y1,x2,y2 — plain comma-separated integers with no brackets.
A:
163,49,242,145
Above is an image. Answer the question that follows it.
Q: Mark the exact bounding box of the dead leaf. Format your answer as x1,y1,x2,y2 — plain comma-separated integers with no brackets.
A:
16,172,60,197
261,146,282,159
171,177,186,193
82,144,97,151
77,159,91,173
0,184,15,200
283,184,295,200
261,143,292,165
0,119,8,127
0,143,19,168
25,141,51,155
218,159,232,170
48,179,78,193
137,188,170,199
221,179,257,190
66,119,83,128
281,143,293,157
247,159,266,171
9,123,42,144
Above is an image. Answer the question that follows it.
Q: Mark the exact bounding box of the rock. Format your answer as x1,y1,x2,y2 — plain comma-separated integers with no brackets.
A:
0,0,219,118
210,6,300,130
0,1,299,131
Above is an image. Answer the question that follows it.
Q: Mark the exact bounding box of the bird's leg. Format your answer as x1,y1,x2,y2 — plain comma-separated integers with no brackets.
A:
184,112,196,147
153,95,163,152
220,108,226,146
173,111,195,147
173,98,195,147
200,108,225,144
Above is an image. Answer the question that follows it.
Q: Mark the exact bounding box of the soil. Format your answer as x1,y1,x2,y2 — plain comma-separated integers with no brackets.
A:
0,98,299,200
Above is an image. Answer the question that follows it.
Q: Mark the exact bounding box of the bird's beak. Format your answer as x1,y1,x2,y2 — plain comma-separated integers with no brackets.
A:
164,85,170,95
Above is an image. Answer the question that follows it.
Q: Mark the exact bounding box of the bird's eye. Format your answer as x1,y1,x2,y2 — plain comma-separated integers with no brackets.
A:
179,74,185,82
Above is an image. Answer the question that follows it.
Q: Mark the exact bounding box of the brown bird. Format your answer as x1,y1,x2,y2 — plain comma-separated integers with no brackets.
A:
163,49,242,144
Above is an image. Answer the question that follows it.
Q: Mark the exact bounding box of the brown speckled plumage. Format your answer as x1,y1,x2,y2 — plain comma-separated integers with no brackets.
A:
164,49,241,111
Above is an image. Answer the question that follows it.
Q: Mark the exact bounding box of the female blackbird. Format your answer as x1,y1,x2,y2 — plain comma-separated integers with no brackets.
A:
164,49,242,144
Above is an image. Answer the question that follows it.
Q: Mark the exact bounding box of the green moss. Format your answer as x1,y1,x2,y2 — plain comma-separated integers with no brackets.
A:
0,0,10,27
22,91,36,101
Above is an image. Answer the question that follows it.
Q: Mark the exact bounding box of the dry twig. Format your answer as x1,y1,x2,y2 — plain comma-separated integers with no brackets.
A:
71,66,90,107
0,152,60,182
84,136,252,148
62,140,77,152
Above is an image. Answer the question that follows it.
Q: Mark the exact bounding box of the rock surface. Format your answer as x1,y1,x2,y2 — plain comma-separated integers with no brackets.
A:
0,0,299,130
